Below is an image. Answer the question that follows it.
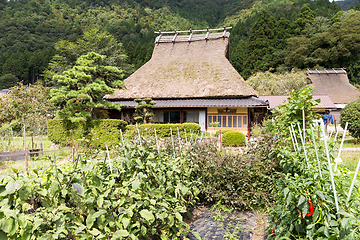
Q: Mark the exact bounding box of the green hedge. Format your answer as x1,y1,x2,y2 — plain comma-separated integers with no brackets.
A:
47,119,128,147
125,123,201,139
222,130,246,146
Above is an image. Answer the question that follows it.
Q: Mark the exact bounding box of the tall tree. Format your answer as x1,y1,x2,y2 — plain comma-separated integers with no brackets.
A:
44,29,132,87
50,52,124,122
294,5,315,35
243,11,277,79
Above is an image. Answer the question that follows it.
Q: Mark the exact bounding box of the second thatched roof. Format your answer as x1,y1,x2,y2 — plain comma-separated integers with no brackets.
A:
307,69,360,104
106,32,257,100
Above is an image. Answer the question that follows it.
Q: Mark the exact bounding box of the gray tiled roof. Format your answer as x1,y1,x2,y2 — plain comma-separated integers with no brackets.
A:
112,97,268,108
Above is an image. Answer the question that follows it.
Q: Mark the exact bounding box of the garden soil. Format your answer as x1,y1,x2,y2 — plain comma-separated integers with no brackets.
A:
186,205,268,240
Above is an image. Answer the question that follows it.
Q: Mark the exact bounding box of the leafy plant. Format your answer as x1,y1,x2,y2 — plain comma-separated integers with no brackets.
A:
222,130,246,147
340,98,360,139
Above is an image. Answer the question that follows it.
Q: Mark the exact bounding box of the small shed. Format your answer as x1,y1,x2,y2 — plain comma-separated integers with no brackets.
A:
105,28,268,135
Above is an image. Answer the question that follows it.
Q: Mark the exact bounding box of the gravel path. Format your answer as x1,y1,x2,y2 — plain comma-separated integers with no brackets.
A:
187,206,267,240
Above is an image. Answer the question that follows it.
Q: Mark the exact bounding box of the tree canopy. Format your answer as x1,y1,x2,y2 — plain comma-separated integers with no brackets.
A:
50,52,124,122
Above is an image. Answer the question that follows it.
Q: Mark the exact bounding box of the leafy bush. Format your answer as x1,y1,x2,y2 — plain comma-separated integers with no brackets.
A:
47,119,128,147
0,146,200,239
191,136,281,210
214,129,233,137
125,123,201,139
341,99,360,139
222,130,246,146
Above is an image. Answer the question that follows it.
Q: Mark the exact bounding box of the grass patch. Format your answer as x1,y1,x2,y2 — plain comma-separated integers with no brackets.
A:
342,152,360,171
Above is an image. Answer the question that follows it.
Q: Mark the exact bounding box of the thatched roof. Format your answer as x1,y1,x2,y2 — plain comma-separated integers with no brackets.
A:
106,32,257,100
307,69,360,104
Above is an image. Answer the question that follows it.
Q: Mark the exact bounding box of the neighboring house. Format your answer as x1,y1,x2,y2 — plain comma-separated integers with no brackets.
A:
105,28,268,135
307,69,360,122
259,95,337,113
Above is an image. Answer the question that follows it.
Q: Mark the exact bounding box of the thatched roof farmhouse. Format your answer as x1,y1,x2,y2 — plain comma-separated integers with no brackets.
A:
106,28,268,134
307,69,360,122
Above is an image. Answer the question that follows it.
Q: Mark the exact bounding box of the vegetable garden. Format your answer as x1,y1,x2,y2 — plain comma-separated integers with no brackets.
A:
0,87,360,239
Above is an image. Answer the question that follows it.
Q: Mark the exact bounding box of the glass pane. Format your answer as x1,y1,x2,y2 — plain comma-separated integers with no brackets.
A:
194,111,199,123
238,116,242,128
243,116,247,128
222,116,226,127
184,111,194,122
170,111,181,123
228,116,232,128
218,116,222,126
164,112,169,123
208,116,212,127
233,116,237,128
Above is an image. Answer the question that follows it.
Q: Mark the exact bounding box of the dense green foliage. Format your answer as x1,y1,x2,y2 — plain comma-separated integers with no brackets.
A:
268,85,360,238
221,130,246,147
50,52,124,122
133,98,156,124
192,135,281,210
47,119,128,147
0,145,200,239
246,70,309,95
2,0,360,88
125,123,201,139
340,99,360,139
0,82,56,129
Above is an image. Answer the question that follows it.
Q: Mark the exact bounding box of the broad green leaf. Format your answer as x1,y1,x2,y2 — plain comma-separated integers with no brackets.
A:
175,212,183,222
93,210,106,219
132,178,140,190
139,209,155,224
89,228,101,236
32,219,43,232
297,195,306,207
122,218,130,229
86,212,95,229
5,180,22,194
112,230,129,239
74,225,86,235
72,183,84,195
0,218,13,233
192,231,201,240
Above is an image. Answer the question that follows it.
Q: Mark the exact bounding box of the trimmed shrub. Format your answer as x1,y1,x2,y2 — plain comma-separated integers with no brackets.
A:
341,99,360,139
47,119,127,147
125,123,201,139
214,129,233,138
222,130,246,146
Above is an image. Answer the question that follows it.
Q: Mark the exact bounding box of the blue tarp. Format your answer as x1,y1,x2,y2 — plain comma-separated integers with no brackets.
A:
322,114,334,125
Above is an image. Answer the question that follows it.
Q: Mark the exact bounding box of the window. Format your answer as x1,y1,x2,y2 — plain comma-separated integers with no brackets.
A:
208,114,247,129
184,111,199,123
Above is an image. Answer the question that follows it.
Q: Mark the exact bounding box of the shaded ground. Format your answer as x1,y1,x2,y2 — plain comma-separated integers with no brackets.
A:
187,205,268,240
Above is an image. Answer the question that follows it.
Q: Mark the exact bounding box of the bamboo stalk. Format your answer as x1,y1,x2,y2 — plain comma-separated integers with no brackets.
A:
106,146,113,174
154,129,160,155
289,126,297,152
310,125,322,178
170,127,175,159
120,129,127,157
297,123,310,168
290,123,300,154
321,121,339,212
334,122,348,172
177,127,182,157
347,157,360,203
137,127,142,148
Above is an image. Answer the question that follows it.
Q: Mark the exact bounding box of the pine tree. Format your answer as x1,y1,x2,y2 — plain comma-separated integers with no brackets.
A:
243,11,277,79
50,52,124,122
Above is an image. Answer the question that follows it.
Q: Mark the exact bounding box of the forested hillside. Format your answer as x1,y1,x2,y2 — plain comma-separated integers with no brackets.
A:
0,0,359,89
